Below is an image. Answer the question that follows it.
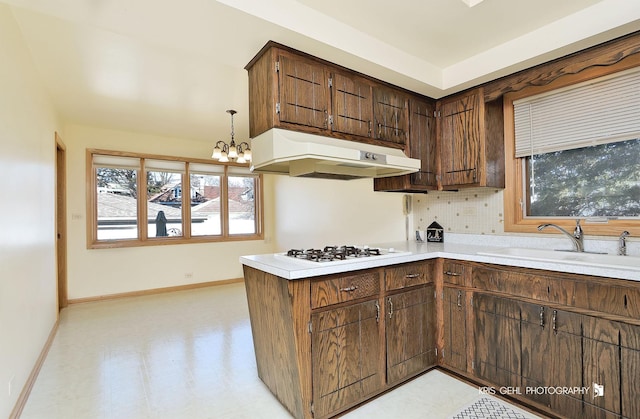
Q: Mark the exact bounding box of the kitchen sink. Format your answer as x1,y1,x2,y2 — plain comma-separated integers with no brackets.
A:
477,247,640,271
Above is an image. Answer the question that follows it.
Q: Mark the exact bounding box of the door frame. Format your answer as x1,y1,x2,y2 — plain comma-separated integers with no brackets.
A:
55,132,67,309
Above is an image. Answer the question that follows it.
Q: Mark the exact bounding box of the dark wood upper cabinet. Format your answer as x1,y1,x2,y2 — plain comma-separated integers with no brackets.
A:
374,97,437,192
330,71,373,138
372,86,409,145
437,87,504,190
278,54,329,130
246,42,506,192
245,41,414,150
438,90,481,187
376,87,505,192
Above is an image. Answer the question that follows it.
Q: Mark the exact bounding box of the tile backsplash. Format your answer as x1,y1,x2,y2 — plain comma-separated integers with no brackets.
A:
411,189,636,256
413,188,505,235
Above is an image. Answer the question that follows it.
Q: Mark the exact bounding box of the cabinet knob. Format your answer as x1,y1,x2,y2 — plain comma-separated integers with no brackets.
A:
340,285,358,293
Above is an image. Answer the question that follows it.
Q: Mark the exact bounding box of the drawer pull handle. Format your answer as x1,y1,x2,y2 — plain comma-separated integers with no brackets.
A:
388,297,394,318
444,271,461,276
457,291,462,307
375,301,380,323
340,285,358,293
405,273,421,279
552,310,558,334
539,306,545,328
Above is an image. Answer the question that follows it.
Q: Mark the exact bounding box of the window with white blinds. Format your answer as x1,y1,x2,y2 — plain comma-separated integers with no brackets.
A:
514,66,640,157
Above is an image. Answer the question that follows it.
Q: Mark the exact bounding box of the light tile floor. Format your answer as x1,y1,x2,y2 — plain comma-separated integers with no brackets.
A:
21,283,542,418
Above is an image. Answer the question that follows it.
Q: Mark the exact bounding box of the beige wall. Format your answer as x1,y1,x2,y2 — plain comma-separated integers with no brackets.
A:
63,124,277,299
269,176,407,250
64,123,409,298
0,5,61,417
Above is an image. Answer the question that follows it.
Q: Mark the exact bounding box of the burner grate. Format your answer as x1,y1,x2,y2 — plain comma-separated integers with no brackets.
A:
286,245,382,262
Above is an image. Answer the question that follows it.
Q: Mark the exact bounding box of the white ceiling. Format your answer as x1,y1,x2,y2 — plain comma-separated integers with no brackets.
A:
4,0,640,145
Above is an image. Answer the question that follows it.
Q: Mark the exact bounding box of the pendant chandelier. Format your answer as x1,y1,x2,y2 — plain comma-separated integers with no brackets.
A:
212,109,251,163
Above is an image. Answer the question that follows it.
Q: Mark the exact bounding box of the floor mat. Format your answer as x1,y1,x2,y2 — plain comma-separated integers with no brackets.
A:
448,396,530,419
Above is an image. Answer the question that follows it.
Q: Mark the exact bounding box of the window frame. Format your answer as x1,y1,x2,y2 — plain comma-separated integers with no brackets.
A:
503,62,640,237
87,149,264,249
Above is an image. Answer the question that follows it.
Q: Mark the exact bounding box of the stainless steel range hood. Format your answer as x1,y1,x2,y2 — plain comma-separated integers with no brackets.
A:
249,128,420,180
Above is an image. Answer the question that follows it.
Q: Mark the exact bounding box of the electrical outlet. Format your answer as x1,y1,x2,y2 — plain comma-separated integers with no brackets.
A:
184,272,193,279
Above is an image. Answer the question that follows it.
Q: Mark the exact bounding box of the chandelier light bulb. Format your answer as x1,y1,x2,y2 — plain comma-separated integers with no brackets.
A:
211,109,250,163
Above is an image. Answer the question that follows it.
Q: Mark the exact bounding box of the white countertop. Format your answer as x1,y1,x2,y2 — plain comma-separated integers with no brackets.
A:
240,238,640,282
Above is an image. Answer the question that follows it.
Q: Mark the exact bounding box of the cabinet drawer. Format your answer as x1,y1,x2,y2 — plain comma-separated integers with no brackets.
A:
311,270,380,309
472,266,554,302
443,261,469,286
571,280,640,320
385,261,434,291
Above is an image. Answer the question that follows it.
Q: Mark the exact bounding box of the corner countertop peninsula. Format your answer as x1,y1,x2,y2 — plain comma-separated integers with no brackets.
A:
240,236,640,282
240,233,639,419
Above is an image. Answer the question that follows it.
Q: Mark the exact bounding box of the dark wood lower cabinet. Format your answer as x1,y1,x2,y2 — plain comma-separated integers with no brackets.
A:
621,345,640,418
583,317,622,418
244,261,640,419
442,287,467,372
311,299,384,418
386,286,436,384
520,303,583,417
473,293,521,388
581,318,640,419
244,262,437,419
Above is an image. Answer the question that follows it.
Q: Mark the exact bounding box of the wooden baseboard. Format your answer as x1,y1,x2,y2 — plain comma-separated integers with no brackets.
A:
10,320,59,419
67,277,245,305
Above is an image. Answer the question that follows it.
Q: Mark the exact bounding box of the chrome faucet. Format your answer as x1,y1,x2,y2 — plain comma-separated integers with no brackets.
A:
618,231,630,256
537,219,584,252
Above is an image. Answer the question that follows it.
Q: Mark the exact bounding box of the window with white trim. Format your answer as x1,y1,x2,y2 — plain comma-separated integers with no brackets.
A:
513,67,640,219
89,150,263,248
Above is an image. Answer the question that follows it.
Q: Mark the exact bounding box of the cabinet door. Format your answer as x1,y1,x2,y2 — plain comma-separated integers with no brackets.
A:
620,332,640,418
373,86,408,145
331,72,373,137
439,90,481,187
386,286,436,385
442,287,467,371
278,54,328,130
521,303,583,417
473,293,521,387
409,98,437,188
583,317,623,418
311,299,384,418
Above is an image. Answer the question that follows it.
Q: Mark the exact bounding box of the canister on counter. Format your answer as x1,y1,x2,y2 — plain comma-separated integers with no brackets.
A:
426,221,444,242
